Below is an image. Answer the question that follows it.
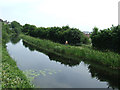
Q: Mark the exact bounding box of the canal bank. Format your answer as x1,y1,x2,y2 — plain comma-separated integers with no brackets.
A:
20,34,120,69
2,44,33,88
22,39,120,89
6,36,119,89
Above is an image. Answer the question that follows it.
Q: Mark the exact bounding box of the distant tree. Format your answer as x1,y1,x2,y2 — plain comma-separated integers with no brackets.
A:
10,35,21,44
22,24,90,45
10,21,22,29
2,23,10,44
62,25,70,31
13,27,21,35
90,27,98,37
22,24,31,34
10,21,22,34
62,28,88,45
2,24,11,34
91,25,120,53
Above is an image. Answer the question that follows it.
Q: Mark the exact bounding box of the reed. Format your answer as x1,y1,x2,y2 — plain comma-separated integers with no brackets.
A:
20,34,120,69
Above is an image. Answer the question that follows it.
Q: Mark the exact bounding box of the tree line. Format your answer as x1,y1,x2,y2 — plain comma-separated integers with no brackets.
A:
2,20,120,53
8,21,90,45
23,24,90,45
90,25,120,53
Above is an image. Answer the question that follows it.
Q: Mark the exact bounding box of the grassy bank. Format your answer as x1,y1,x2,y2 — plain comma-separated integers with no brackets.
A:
0,39,2,89
23,40,81,67
2,44,33,88
20,34,120,69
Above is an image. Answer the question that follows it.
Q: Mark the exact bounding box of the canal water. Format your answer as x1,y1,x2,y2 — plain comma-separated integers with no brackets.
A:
6,38,119,89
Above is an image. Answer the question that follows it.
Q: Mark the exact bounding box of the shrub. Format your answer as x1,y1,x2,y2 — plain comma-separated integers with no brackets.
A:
91,25,120,53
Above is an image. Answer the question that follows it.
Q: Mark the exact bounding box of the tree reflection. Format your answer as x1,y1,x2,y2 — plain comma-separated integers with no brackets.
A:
10,35,20,44
22,40,119,89
22,40,81,67
87,63,120,90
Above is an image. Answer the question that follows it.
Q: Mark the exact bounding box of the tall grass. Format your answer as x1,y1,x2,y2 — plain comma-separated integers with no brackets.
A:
0,40,2,89
20,34,120,69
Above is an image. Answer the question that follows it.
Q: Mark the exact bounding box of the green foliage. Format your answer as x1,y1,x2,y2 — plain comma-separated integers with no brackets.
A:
13,27,21,35
22,24,90,45
2,24,10,44
21,34,120,69
2,46,33,88
10,35,21,44
91,25,120,53
2,22,33,88
10,21,22,35
10,21,22,29
3,20,90,45
2,24,11,34
22,24,36,35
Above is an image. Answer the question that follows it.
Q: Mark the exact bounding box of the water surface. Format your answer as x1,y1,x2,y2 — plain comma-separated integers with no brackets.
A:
6,39,119,89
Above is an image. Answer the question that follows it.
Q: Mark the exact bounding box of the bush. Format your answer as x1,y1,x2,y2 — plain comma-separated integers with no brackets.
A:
91,25,120,53
22,24,90,45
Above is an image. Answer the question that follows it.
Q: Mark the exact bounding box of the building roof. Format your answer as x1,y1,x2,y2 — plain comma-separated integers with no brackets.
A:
83,31,91,34
0,19,3,22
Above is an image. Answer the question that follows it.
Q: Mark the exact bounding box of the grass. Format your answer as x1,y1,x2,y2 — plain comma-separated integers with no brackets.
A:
2,44,33,88
0,38,2,89
23,40,81,67
20,34,120,69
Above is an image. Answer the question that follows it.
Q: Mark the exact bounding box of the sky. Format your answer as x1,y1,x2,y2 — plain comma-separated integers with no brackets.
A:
0,0,119,32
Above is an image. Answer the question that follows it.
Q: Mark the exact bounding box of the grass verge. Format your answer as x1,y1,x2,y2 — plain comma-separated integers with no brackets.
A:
2,44,33,88
20,34,120,69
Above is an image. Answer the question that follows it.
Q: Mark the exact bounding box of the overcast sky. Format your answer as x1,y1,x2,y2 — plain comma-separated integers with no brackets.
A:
0,0,119,31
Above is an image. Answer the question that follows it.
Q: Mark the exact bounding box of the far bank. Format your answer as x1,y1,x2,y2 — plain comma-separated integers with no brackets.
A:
20,34,120,69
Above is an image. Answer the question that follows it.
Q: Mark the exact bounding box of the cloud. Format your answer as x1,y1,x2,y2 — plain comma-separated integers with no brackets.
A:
0,0,119,31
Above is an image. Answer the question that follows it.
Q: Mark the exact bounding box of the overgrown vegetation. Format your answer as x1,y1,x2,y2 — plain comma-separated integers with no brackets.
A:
23,40,81,67
21,34,120,69
1,19,120,88
22,24,90,45
10,21,22,35
2,47,33,88
91,25,120,53
2,22,33,88
0,38,2,89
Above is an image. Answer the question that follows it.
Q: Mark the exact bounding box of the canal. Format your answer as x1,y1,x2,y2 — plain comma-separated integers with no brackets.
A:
6,38,119,89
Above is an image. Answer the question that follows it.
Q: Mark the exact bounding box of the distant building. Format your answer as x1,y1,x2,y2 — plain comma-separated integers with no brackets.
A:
4,20,9,24
0,19,3,22
83,31,91,38
0,19,10,24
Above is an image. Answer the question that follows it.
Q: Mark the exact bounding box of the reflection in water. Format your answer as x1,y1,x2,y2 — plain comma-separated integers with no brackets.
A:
23,40,81,67
6,37,119,89
88,64,120,90
22,40,119,89
10,35,21,44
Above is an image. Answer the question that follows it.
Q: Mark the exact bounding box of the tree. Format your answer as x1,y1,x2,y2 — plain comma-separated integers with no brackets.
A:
91,25,120,53
2,23,10,44
10,21,22,34
22,23,90,46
